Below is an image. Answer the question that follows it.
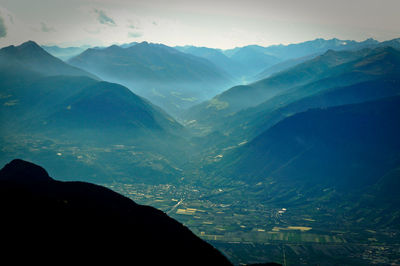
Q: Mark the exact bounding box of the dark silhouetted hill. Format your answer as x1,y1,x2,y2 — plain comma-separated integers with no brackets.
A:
0,159,232,265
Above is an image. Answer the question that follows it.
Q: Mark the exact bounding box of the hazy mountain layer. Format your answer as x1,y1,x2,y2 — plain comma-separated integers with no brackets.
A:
68,42,234,116
42,45,91,61
183,46,400,136
175,45,245,81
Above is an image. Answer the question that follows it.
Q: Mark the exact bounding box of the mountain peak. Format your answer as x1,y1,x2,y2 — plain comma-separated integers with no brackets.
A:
18,40,45,52
0,40,50,58
363,37,378,43
0,159,53,183
134,41,150,47
0,40,98,79
107,44,122,50
102,44,123,53
1,40,43,54
20,40,41,47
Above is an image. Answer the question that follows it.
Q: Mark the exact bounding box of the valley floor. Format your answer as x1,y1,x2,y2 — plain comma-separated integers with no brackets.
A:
103,182,400,265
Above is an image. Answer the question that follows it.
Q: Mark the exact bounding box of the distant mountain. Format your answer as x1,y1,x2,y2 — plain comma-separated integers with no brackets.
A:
1,75,181,136
175,45,224,57
229,76,400,140
226,45,281,78
68,42,234,116
219,96,400,191
252,38,400,81
69,42,230,83
177,38,393,86
177,45,280,81
223,47,376,110
42,44,91,61
218,38,379,80
175,45,243,81
256,38,379,61
377,38,400,50
0,159,231,265
0,43,187,183
0,40,181,135
0,41,97,79
253,53,319,81
183,46,400,135
119,41,138,48
182,47,374,125
220,46,400,138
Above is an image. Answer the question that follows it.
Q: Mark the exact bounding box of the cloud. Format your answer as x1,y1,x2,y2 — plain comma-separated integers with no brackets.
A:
128,32,143,38
127,18,141,30
94,9,116,27
41,22,56,32
0,15,6,38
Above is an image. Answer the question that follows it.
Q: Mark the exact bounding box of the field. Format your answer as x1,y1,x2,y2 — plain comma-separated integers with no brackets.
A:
104,182,400,265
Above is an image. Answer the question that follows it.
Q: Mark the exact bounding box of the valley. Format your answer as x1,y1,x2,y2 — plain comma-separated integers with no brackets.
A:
0,134,184,183
4,130,399,264
104,181,400,265
1,37,400,265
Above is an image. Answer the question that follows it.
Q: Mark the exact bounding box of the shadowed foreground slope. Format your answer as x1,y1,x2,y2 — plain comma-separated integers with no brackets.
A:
0,159,231,265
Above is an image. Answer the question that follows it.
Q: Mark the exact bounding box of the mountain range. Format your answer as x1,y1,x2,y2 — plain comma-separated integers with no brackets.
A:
36,37,389,117
0,41,181,135
68,41,234,116
177,38,382,82
183,46,400,138
0,41,187,183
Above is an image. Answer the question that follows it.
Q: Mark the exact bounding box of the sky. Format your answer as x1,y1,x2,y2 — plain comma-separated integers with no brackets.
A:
0,0,399,49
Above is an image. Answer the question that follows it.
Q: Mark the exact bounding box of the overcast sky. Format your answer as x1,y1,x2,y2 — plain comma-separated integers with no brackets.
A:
0,0,399,48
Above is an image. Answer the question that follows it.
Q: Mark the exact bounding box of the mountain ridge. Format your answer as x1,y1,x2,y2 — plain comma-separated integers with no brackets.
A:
182,46,400,135
68,41,234,115
218,96,400,190
0,40,98,79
